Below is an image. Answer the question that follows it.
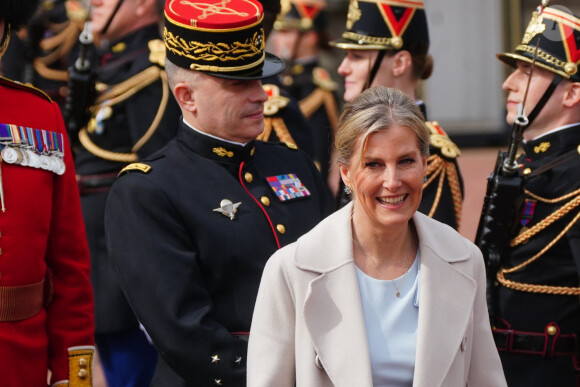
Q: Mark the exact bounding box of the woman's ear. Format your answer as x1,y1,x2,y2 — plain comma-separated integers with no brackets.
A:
339,164,351,189
392,50,412,77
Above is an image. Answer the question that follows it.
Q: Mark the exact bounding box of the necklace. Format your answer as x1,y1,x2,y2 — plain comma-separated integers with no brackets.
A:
352,237,414,298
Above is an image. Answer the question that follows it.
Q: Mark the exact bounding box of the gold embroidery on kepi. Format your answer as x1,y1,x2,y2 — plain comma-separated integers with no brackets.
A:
497,5,580,82
330,0,429,53
164,0,284,79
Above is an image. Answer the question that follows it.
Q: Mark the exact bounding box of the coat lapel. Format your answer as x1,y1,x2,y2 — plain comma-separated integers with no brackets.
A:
412,213,476,386
298,203,374,386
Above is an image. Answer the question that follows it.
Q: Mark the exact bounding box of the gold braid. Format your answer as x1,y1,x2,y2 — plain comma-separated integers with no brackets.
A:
511,193,580,246
496,189,580,295
446,161,463,229
80,66,169,162
423,154,463,227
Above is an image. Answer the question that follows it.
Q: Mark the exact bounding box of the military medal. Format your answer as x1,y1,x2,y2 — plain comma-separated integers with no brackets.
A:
0,124,66,175
213,199,242,220
266,174,311,202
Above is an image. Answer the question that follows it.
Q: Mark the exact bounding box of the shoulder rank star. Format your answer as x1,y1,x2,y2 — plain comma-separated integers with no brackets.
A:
213,199,241,220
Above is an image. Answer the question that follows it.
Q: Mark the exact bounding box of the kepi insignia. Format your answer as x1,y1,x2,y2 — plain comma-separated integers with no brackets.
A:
213,199,241,220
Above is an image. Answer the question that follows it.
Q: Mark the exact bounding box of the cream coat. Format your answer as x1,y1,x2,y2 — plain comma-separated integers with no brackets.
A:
247,203,507,387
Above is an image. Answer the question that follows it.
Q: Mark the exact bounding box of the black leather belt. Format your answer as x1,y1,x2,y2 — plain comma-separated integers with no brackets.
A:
493,325,578,358
77,172,118,195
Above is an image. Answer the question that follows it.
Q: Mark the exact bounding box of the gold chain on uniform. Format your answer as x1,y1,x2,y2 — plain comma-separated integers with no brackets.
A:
423,154,463,229
79,67,170,162
496,188,580,295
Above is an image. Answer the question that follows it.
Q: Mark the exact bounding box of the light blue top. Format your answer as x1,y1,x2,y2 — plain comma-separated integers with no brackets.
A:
355,250,421,387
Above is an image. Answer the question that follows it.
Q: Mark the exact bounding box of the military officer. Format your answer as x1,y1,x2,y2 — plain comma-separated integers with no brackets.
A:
257,0,316,162
105,0,333,385
0,1,95,385
270,0,341,194
71,0,181,385
330,0,464,228
490,4,580,386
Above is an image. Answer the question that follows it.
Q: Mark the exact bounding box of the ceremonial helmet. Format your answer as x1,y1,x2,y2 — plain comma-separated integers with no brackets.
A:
273,0,328,32
330,0,429,54
497,4,580,82
0,0,42,57
164,0,284,79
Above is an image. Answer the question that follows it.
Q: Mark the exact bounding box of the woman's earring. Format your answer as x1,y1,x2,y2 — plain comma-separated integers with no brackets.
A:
344,185,352,195
423,176,428,184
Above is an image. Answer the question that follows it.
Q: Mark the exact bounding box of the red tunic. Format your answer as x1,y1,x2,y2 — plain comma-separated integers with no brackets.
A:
0,77,94,386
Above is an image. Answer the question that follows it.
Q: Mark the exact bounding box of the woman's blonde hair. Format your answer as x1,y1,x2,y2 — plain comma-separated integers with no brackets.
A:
335,86,430,171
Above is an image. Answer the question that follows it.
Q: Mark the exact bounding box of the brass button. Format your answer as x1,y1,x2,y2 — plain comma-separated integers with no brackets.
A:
523,168,531,175
79,358,87,367
78,369,87,379
260,196,270,206
547,325,557,336
244,172,253,183
276,224,286,234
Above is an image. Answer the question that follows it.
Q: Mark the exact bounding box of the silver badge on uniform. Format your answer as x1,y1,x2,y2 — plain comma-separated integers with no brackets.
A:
213,199,241,220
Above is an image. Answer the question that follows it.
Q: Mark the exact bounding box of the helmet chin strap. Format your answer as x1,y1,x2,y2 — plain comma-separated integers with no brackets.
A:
363,49,386,92
525,73,563,127
99,0,125,37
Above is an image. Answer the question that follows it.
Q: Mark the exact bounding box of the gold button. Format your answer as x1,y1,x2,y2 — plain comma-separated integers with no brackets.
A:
523,168,531,175
78,369,87,379
79,358,87,367
244,172,253,183
276,224,286,234
547,325,557,336
260,196,270,206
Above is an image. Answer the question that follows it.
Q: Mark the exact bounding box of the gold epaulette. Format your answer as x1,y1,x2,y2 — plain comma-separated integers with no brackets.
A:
285,142,298,150
67,346,94,387
0,76,52,102
118,163,152,177
312,67,337,91
148,39,166,67
263,84,290,116
425,121,461,159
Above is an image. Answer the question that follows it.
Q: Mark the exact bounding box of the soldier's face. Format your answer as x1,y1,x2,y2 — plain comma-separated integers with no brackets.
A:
502,61,567,141
337,49,395,102
270,29,301,60
91,0,137,40
191,73,269,143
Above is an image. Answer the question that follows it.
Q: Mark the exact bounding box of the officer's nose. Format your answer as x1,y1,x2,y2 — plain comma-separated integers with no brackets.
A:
502,70,518,92
252,80,268,103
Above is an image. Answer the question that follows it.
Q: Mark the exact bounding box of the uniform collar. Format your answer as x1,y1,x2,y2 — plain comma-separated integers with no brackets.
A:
176,120,256,164
522,123,580,161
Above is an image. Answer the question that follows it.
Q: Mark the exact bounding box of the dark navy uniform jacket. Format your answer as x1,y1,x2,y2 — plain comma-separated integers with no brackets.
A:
496,125,580,387
74,24,180,335
282,59,339,182
105,121,333,386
